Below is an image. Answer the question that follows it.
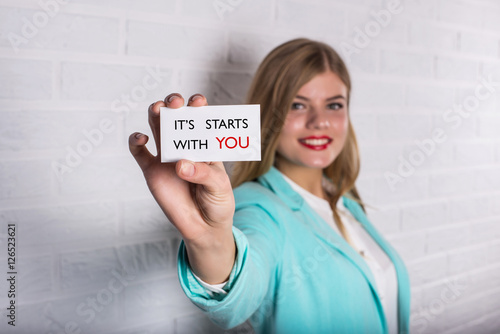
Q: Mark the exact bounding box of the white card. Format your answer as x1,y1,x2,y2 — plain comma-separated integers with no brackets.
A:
160,105,261,162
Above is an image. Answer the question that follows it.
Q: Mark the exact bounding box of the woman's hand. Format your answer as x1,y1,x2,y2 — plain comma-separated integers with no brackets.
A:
129,93,236,284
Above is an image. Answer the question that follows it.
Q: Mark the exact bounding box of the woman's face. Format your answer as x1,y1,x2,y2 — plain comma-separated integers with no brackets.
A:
276,71,349,172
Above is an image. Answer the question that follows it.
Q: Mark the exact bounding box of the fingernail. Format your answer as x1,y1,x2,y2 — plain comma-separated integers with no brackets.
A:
167,93,181,103
135,133,142,139
190,94,203,102
180,161,195,177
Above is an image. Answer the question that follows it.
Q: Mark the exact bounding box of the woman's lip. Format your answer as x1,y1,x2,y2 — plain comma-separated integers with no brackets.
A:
298,136,333,150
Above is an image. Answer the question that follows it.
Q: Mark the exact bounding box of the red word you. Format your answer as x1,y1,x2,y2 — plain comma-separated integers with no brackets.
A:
216,136,249,149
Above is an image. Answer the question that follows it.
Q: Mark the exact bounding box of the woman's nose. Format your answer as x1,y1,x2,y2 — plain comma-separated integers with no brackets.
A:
306,108,330,129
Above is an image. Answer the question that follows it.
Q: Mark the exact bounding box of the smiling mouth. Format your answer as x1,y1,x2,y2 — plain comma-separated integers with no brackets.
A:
298,136,333,150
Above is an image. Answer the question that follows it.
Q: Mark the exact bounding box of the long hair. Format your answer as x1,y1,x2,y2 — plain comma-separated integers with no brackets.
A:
231,38,365,234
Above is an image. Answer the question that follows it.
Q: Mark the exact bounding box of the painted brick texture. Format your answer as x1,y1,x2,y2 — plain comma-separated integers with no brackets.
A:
0,0,499,333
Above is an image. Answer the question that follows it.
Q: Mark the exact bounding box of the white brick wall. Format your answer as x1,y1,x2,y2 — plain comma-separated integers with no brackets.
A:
0,0,499,333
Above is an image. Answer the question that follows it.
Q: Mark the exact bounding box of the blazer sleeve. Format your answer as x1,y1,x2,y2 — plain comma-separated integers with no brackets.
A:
177,201,285,329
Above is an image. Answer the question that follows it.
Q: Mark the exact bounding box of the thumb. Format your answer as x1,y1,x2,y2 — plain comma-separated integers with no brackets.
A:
176,160,230,194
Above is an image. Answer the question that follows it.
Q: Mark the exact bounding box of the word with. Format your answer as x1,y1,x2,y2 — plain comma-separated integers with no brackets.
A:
111,65,170,114
340,0,403,61
385,74,499,190
213,0,244,20
60,269,136,334
51,119,115,181
173,139,208,150
8,0,68,53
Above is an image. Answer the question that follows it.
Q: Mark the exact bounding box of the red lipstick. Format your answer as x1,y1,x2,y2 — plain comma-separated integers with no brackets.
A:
298,136,333,150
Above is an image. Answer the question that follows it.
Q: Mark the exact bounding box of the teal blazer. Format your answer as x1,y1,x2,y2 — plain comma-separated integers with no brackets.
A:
178,167,410,334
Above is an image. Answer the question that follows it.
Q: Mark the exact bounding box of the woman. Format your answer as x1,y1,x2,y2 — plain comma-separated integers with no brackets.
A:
129,38,410,334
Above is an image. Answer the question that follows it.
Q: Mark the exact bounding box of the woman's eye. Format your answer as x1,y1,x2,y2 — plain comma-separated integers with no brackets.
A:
291,102,305,110
328,103,343,110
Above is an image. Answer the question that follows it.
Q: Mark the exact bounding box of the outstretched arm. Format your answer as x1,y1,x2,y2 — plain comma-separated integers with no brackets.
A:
129,93,236,284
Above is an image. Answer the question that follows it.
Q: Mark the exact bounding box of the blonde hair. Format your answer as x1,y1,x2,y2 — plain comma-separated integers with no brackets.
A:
231,38,365,236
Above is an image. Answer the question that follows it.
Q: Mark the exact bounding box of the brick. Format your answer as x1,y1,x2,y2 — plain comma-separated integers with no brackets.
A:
401,201,448,232
474,167,500,192
380,50,433,78
117,238,180,275
468,219,500,245
453,141,495,167
0,110,120,152
0,201,117,245
360,143,402,172
432,113,477,142
61,62,172,103
350,80,405,108
371,173,428,205
60,239,178,291
276,1,346,36
17,254,53,296
72,0,176,12
350,113,377,141
482,60,500,82
109,320,174,334
489,242,500,264
60,247,126,291
57,156,146,196
407,254,447,286
127,21,226,62
228,32,286,65
178,69,253,105
442,291,492,331
0,160,53,200
122,198,173,236
210,71,253,105
175,314,226,334
0,7,119,53
426,224,469,254
386,231,426,262
26,291,121,333
460,309,500,334
409,22,457,51
438,0,485,28
181,0,273,25
401,0,438,19
482,5,500,31
435,56,479,81
460,31,499,58
122,276,198,325
479,115,500,139
342,43,378,74
407,84,455,110
456,85,499,113
377,114,433,140
492,194,500,215
428,170,475,197
427,139,454,169
346,6,407,44
464,265,500,297
449,196,490,223
447,245,489,276
0,58,51,100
